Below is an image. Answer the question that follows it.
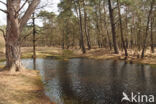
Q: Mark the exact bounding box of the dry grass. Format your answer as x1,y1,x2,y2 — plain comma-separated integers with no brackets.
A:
2,46,156,64
21,47,62,55
80,48,120,59
0,46,156,65
0,47,63,61
0,69,51,104
80,48,156,65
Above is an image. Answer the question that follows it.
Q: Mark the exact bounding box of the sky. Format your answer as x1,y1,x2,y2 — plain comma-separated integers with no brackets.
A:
0,0,60,26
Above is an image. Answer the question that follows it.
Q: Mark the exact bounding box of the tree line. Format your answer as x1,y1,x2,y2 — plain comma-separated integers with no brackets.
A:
25,0,156,58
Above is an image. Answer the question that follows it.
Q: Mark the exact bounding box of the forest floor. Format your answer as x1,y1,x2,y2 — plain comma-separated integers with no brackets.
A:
0,68,51,104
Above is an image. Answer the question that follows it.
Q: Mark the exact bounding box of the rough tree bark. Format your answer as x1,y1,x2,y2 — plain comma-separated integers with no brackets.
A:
32,13,36,59
108,0,119,54
4,0,40,72
83,0,91,50
32,13,36,70
117,0,128,57
62,29,65,49
141,0,154,58
150,17,154,53
95,10,102,48
103,2,112,50
78,0,86,53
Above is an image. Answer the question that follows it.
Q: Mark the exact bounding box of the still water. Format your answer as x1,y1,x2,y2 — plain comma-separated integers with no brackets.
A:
22,58,156,104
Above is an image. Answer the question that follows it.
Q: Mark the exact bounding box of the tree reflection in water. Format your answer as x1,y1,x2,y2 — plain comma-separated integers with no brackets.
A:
22,58,156,104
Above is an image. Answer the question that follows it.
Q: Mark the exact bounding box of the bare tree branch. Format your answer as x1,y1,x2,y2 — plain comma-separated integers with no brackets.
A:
0,1,7,6
0,8,8,14
20,30,33,43
16,0,28,14
19,0,40,31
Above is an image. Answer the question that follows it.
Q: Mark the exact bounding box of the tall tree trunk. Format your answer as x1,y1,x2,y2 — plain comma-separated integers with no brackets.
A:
130,26,133,49
32,13,36,70
137,28,141,51
5,0,23,72
98,0,105,48
5,35,23,72
125,7,129,49
95,6,102,48
107,30,112,50
117,0,128,57
103,2,112,50
150,17,154,53
5,0,40,72
72,26,75,48
141,0,154,58
61,27,65,49
32,13,36,59
95,16,101,48
83,1,91,50
78,0,86,53
108,0,119,54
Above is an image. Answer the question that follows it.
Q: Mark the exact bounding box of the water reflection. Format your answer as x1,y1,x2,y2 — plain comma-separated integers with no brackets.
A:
33,57,36,70
22,58,156,104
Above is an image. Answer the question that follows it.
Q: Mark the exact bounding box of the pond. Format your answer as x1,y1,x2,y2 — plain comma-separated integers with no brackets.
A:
12,58,156,103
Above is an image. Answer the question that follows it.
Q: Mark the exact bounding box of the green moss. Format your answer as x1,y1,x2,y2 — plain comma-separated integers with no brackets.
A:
0,59,5,62
44,50,75,60
62,50,74,57
21,51,75,60
22,52,53,59
150,64,156,69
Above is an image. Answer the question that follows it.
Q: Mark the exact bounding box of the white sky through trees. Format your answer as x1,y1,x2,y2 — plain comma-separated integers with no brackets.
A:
0,0,60,26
